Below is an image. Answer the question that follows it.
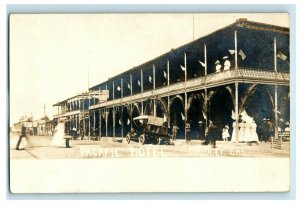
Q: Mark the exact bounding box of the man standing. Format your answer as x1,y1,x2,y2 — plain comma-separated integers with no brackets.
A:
198,121,204,140
172,124,179,141
185,121,191,142
202,120,218,148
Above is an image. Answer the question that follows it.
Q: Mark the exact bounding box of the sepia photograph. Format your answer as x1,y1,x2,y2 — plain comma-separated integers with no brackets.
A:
9,13,290,193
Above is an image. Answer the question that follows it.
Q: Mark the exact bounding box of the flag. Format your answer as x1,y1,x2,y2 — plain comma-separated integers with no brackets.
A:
239,49,246,60
181,112,185,121
138,80,141,86
127,83,130,89
117,86,121,91
198,60,206,67
119,119,122,125
127,118,130,125
202,111,206,120
228,49,235,55
164,70,167,79
149,75,152,83
277,51,287,61
231,110,235,120
180,65,186,71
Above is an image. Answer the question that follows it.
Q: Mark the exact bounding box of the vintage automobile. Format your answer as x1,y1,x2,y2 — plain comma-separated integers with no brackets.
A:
125,115,171,145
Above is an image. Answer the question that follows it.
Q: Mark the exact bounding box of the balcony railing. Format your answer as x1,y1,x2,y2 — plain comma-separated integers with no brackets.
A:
86,68,289,110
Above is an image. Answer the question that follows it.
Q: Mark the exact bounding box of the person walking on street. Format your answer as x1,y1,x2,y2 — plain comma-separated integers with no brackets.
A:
16,124,31,150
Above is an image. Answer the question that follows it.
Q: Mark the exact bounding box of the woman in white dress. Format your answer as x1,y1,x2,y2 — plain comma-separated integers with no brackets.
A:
238,121,246,142
222,125,230,141
243,117,253,142
51,120,66,147
231,121,237,143
249,120,259,144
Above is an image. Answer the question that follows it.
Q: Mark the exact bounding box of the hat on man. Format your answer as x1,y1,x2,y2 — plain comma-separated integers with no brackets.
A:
225,125,229,129
223,56,229,59
198,121,203,124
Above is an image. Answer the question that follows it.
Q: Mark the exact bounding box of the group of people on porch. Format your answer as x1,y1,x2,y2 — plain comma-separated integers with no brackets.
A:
171,110,289,146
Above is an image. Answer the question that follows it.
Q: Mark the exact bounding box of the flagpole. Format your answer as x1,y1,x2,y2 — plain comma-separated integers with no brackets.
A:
234,30,238,69
121,78,123,98
153,64,156,90
184,52,187,82
141,69,143,93
167,60,170,86
274,37,278,139
130,74,133,96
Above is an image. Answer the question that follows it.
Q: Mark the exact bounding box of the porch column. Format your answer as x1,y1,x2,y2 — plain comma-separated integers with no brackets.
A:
93,110,96,138
121,107,124,138
184,92,187,141
167,96,170,128
154,99,157,117
105,109,108,138
235,82,239,143
130,104,133,129
274,37,279,139
113,107,115,139
99,110,102,140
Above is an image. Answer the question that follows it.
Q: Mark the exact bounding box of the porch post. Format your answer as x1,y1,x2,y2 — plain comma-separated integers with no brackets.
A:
99,109,102,140
105,109,108,138
274,37,279,139
113,107,115,139
235,82,239,143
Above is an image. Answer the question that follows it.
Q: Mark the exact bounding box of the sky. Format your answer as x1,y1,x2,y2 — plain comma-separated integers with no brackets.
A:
9,13,289,126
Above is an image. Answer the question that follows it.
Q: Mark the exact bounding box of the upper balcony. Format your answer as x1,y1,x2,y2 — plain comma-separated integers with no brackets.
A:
89,67,289,110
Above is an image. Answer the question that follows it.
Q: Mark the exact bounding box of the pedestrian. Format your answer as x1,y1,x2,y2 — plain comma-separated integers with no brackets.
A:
203,120,218,148
172,124,179,141
16,123,31,150
231,120,238,143
267,119,274,141
198,121,205,140
284,121,290,131
186,121,191,142
222,125,230,141
72,127,77,139
260,118,268,142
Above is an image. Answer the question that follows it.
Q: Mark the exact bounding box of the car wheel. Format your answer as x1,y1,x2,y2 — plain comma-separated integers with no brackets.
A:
139,134,145,145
